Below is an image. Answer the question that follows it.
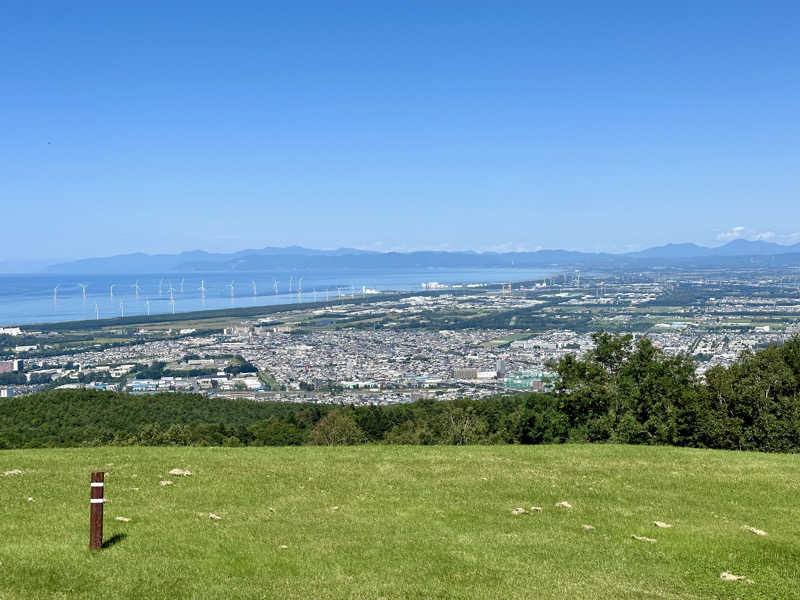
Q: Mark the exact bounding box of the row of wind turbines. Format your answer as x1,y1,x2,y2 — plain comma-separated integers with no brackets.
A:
51,277,369,319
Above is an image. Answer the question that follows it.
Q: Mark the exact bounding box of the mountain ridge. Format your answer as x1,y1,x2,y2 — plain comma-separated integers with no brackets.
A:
39,239,800,274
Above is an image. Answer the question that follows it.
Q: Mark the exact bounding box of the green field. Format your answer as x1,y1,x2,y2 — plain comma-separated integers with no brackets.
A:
1,445,798,599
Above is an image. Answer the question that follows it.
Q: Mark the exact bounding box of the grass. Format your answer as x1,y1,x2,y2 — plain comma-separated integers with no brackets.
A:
1,444,799,599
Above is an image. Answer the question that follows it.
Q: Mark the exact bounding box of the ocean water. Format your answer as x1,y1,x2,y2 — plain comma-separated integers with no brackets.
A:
0,267,554,326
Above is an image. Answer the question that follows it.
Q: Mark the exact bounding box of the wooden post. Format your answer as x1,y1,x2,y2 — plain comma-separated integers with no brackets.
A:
89,471,104,550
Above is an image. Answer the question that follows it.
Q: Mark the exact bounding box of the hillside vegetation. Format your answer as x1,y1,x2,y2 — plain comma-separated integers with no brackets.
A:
3,333,800,452
1,445,798,599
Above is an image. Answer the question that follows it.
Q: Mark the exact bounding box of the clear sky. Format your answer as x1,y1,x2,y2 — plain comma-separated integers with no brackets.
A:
2,1,799,260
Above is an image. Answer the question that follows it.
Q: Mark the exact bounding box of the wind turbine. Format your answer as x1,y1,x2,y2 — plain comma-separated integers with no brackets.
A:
180,278,185,294
53,284,60,303
273,280,278,295
145,298,151,316
132,280,140,299
226,281,235,298
252,280,257,297
94,303,99,320
200,280,206,300
170,295,175,314
298,277,303,302
158,279,164,295
109,284,116,300
78,283,88,302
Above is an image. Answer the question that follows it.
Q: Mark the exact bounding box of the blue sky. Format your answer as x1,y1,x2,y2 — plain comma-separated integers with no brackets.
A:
2,1,799,260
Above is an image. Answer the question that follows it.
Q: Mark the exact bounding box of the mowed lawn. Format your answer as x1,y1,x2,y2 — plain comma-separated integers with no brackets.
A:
1,445,799,599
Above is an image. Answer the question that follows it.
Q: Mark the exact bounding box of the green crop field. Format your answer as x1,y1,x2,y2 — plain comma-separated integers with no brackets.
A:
1,445,798,599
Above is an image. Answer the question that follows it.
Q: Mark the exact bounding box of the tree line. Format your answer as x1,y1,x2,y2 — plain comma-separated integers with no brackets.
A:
2,332,800,451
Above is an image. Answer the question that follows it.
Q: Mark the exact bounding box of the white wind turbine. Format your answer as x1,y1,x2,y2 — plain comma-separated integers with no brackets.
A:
226,281,235,298
252,280,257,297
53,284,60,303
132,280,141,299
78,283,88,302
145,298,151,316
273,280,278,295
109,284,117,300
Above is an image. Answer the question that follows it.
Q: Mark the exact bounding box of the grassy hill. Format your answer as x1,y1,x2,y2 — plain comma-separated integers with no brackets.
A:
1,445,798,599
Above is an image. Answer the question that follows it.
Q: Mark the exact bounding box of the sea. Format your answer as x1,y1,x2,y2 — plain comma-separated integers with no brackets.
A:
0,267,555,326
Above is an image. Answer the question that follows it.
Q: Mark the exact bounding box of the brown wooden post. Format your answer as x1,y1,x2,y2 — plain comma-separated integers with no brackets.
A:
89,471,104,550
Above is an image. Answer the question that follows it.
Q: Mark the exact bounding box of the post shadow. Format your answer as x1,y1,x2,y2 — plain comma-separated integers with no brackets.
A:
101,533,128,549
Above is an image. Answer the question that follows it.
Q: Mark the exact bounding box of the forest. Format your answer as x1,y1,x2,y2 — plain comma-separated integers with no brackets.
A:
2,332,799,451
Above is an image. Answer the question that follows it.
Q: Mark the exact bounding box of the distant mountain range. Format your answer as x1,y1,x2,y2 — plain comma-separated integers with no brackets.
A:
38,239,800,274
0,259,61,274
627,239,800,258
41,247,376,274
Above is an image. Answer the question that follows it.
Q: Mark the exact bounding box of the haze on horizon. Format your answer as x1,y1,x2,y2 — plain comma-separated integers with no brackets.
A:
2,2,799,261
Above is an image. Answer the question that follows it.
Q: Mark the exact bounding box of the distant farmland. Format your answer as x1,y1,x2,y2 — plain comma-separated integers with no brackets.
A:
1,445,798,599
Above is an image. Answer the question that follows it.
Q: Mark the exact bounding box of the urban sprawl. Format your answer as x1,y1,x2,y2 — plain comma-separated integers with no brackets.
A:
3,270,800,404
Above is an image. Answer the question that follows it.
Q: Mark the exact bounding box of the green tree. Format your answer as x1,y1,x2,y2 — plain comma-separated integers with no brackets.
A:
438,405,489,445
249,418,306,446
384,420,434,445
310,411,364,445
